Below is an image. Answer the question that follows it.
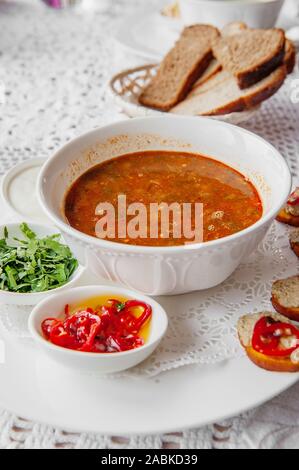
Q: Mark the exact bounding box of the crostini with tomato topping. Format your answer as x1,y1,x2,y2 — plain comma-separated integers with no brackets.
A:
271,275,299,321
290,229,299,258
238,312,299,372
276,187,299,227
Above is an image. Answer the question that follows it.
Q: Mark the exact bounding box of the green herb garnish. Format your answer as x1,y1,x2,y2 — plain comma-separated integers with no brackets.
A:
116,302,126,312
0,223,78,293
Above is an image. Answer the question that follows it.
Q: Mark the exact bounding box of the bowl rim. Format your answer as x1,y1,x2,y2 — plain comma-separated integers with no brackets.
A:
179,0,284,5
28,284,168,358
37,115,292,254
0,222,84,298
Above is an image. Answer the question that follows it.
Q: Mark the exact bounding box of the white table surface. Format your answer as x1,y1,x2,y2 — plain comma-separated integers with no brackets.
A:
0,0,298,449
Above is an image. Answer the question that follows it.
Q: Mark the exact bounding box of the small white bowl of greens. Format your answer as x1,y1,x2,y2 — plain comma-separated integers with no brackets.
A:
0,223,84,305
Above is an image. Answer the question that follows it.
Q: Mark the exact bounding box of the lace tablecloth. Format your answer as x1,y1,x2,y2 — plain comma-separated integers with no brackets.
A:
0,0,298,449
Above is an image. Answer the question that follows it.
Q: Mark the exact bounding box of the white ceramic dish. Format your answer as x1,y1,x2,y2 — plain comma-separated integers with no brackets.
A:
1,158,51,224
0,223,84,305
114,3,289,61
179,0,285,29
114,8,181,61
0,322,298,434
28,285,168,374
37,116,291,295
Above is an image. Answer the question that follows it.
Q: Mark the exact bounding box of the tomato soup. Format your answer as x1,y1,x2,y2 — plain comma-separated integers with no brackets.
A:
64,151,262,246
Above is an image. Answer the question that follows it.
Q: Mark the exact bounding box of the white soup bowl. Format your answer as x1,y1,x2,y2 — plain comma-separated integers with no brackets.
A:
37,116,291,295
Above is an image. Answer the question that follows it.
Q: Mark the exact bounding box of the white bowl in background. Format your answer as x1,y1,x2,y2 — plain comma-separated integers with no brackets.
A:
28,285,168,374
37,116,291,295
0,223,84,305
178,0,285,29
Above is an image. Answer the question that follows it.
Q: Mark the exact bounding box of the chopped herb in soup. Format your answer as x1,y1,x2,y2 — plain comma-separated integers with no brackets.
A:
64,151,262,246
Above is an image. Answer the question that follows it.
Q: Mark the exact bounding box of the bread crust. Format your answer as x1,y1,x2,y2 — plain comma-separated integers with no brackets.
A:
204,98,245,116
237,37,285,88
284,39,296,74
212,28,286,89
139,25,220,111
276,208,299,227
171,64,286,116
271,295,299,322
203,65,286,116
140,49,214,111
238,312,299,372
245,346,299,372
191,60,222,91
243,65,286,107
290,239,299,258
173,50,214,108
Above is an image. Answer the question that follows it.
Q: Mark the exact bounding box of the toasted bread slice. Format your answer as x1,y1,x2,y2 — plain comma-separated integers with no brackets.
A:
171,65,286,116
191,26,293,98
290,229,299,258
222,23,294,74
191,22,249,91
245,346,299,372
276,208,299,227
277,188,299,226
192,22,247,91
139,24,220,111
212,28,285,88
238,312,299,372
271,276,299,321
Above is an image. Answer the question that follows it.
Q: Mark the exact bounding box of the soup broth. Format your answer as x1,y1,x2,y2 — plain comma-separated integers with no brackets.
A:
64,151,262,246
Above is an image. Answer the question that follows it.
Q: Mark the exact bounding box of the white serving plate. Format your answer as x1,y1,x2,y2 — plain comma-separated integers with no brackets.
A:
114,8,182,61
0,319,297,435
114,5,297,61
0,174,298,434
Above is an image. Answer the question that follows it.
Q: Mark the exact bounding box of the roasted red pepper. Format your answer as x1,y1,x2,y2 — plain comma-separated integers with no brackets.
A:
252,316,299,357
41,298,152,353
288,187,299,206
287,187,299,206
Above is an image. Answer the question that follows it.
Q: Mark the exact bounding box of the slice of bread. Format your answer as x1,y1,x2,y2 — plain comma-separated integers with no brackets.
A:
191,22,247,91
276,208,299,227
190,25,294,103
212,28,285,88
271,275,299,321
138,24,220,111
290,229,299,258
171,65,286,115
222,24,295,75
238,312,299,372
